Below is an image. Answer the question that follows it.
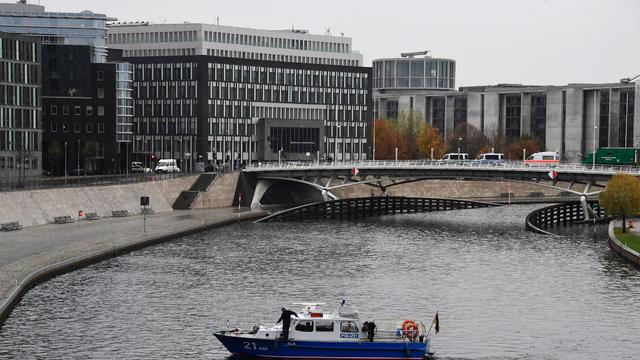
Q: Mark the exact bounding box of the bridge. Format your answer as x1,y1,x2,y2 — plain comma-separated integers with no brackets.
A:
242,160,635,205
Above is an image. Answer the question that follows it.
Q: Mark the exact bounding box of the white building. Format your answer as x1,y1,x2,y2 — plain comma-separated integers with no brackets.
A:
107,22,362,66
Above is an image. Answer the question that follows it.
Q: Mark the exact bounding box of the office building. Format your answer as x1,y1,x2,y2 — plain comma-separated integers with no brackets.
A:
108,22,362,66
126,55,372,170
0,31,41,178
41,45,133,175
0,0,115,63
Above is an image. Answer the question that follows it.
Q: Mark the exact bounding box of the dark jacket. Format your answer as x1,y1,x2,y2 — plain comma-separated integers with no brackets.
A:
277,309,298,323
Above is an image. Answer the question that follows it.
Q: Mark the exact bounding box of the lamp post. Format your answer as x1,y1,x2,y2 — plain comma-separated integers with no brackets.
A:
523,148,526,162
335,124,341,163
125,141,129,179
457,137,462,158
64,141,68,184
278,148,283,166
593,90,597,170
431,147,434,161
395,147,398,162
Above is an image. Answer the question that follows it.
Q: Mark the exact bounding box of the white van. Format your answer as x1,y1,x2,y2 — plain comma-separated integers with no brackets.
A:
439,153,469,162
154,159,181,173
524,151,560,166
438,153,469,164
473,153,505,165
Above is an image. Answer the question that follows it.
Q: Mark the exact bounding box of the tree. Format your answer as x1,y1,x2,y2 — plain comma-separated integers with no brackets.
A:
373,119,397,160
599,173,640,233
446,123,488,157
505,136,541,160
45,141,62,175
416,121,446,159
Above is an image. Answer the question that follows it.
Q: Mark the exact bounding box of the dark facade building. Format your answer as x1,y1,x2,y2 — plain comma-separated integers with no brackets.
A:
125,55,372,170
41,44,132,175
0,31,41,179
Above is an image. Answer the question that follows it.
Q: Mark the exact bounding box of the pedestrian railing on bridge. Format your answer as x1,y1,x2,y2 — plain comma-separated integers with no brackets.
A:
244,160,640,176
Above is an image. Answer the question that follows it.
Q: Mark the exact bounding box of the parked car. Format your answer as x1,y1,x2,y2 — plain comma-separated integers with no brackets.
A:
131,161,152,173
154,159,181,173
473,152,505,165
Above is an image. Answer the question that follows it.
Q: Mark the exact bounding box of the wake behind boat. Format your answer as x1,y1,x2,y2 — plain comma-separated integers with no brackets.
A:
214,301,438,359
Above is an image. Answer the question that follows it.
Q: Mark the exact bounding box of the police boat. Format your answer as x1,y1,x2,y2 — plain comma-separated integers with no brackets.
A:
214,302,438,359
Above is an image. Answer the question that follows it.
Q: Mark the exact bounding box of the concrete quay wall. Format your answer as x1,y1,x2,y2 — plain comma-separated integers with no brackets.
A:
0,175,198,228
608,221,640,267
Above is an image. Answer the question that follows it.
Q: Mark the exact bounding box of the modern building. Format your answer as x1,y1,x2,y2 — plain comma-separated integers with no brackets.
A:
372,51,456,123
124,55,372,171
107,22,362,66
41,45,133,175
0,31,41,179
0,0,115,63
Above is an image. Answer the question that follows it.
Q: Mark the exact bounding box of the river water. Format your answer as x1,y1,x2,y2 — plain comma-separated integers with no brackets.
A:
1,204,639,360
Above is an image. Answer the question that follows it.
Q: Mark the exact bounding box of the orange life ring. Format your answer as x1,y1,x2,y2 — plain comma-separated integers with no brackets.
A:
401,319,419,339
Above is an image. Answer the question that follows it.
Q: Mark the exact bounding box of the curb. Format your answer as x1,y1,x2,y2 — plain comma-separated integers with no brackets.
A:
0,211,266,328
607,221,640,267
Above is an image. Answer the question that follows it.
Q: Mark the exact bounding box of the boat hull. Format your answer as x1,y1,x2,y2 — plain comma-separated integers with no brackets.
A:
214,332,427,359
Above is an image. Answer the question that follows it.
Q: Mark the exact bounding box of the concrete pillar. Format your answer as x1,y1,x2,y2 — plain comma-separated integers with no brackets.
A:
466,93,483,130
545,90,563,154
564,88,585,161
609,88,620,147
483,92,500,135
444,95,455,135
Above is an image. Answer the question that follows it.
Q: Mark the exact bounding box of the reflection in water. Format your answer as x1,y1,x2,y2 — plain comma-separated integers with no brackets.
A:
0,204,639,359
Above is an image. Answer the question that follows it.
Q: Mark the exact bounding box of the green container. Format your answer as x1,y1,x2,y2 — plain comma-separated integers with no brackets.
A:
583,147,638,165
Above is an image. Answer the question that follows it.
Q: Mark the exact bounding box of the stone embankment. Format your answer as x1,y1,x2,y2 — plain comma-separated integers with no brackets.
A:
608,221,640,266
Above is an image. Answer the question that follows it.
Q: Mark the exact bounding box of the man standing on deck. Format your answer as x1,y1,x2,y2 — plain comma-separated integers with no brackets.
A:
277,307,298,340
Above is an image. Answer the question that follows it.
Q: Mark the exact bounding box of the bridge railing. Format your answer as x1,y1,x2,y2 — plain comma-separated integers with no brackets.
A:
244,160,640,176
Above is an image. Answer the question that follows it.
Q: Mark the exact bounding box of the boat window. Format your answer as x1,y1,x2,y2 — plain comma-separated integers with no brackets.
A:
315,321,334,332
340,321,358,333
295,321,314,332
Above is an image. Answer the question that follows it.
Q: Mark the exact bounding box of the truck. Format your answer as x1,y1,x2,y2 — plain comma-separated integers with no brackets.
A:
582,147,638,165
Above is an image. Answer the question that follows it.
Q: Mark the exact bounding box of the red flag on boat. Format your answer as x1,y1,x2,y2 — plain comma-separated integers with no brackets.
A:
351,167,359,176
548,170,558,180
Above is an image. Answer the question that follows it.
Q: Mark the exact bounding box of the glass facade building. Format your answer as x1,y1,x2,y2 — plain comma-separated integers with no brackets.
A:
0,2,114,63
373,57,455,90
0,31,41,178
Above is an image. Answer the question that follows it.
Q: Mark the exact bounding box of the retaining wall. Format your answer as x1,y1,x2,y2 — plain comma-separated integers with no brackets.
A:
0,175,198,228
191,172,240,209
608,221,640,266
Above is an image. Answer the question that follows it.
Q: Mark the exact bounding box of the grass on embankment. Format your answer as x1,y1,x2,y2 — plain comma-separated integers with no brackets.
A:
614,228,640,253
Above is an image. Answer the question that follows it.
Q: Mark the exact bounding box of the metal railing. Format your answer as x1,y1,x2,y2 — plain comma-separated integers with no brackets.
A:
0,172,191,192
244,160,640,176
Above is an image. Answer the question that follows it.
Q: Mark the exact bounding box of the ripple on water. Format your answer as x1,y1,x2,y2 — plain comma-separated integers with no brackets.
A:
0,205,639,359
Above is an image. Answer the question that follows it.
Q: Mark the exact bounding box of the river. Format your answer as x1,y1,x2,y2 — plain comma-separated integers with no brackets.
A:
0,204,639,359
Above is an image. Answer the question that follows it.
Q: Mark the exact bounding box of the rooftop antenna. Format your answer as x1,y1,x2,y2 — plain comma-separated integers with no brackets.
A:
325,27,331,36
340,32,344,37
216,17,219,25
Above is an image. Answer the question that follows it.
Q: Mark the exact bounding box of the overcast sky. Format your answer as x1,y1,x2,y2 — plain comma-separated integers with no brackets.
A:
39,0,640,87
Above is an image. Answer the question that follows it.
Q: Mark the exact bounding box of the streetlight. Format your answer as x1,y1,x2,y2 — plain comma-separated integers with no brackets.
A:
335,124,341,163
523,148,526,162
278,148,283,166
64,141,68,184
592,90,597,170
457,137,462,158
395,147,398,162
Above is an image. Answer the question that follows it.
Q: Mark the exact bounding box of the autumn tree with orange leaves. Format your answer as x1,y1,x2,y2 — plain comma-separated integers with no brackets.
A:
374,111,445,160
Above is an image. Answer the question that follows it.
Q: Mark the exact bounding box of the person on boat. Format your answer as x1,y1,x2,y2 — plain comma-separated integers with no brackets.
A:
277,307,298,340
366,321,376,342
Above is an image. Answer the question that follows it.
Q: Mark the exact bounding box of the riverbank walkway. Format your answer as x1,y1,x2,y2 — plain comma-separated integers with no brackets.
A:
0,208,266,324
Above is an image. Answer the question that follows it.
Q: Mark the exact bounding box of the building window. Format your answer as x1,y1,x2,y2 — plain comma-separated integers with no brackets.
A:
74,123,81,133
386,100,398,120
530,94,546,145
453,96,467,130
86,106,93,116
97,88,104,98
505,95,521,143
50,122,57,132
74,106,81,115
63,105,70,115
98,123,104,133
62,123,69,132
50,105,58,115
86,123,93,133
97,71,104,81
619,89,634,148
432,97,445,134
98,106,104,116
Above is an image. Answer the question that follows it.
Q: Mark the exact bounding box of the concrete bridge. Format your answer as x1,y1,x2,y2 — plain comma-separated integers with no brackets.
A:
240,160,636,220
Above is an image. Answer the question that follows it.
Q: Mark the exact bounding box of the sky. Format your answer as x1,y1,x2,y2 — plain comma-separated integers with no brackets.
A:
38,0,640,87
